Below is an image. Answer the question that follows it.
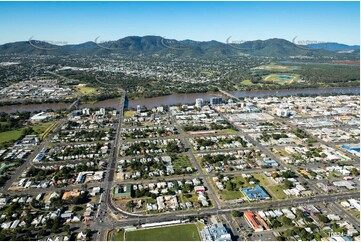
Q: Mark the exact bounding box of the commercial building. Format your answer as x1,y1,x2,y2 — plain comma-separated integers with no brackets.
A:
244,211,270,232
342,144,360,152
201,223,231,241
210,97,222,106
241,185,271,201
195,98,204,108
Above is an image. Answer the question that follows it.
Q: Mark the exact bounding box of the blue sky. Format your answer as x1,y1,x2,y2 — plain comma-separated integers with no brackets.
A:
0,1,359,45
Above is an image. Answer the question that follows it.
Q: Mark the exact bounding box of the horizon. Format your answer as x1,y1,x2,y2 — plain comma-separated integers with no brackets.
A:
0,1,359,45
3,35,361,47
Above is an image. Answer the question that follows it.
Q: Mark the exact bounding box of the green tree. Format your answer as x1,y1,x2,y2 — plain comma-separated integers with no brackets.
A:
231,211,241,217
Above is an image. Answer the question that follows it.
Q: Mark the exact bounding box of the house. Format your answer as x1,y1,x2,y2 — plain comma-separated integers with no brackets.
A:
194,186,206,193
113,184,132,200
76,231,87,241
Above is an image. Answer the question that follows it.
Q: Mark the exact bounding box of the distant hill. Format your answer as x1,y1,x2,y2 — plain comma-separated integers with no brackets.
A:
306,42,360,52
0,36,358,59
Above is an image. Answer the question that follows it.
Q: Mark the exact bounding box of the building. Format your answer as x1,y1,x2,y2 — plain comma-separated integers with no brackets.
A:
137,105,141,113
210,97,222,106
114,184,132,200
244,211,270,232
201,223,231,241
195,98,204,108
342,144,360,152
275,108,289,117
82,108,90,115
241,185,271,201
30,112,52,122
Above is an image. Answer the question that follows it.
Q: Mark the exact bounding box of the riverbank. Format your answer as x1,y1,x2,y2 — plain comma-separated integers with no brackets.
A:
0,87,359,113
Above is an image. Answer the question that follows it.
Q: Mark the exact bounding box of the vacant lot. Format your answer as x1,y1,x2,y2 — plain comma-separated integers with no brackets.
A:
124,224,200,241
0,129,24,143
253,173,287,200
76,85,97,95
124,110,137,118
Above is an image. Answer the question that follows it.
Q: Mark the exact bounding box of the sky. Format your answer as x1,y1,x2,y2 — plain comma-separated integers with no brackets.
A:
0,1,359,45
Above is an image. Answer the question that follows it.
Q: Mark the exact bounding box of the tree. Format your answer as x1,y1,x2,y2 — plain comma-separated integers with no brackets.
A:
51,223,59,233
126,201,135,209
272,219,282,228
284,179,293,189
231,211,241,217
351,168,360,176
317,214,330,223
281,216,293,226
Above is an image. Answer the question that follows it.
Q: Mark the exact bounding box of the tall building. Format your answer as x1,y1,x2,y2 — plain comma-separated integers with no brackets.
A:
210,97,222,106
137,105,141,113
195,98,204,108
99,108,106,115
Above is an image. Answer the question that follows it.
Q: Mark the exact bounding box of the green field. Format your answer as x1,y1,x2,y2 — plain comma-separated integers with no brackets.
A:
217,176,249,200
263,73,300,84
253,173,286,200
173,155,193,169
217,129,238,135
240,80,254,86
76,85,97,95
268,185,287,199
112,229,125,241
124,111,137,119
32,122,55,134
219,190,244,200
0,129,24,143
124,224,201,241
252,63,296,72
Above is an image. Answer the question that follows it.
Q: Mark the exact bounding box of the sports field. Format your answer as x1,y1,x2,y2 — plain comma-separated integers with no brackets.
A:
124,224,201,241
263,73,300,84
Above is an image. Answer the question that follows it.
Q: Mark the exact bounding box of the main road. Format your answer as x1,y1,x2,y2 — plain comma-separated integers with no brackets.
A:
98,89,126,240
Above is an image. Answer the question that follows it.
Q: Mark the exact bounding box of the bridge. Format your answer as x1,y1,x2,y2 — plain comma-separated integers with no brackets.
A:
218,89,239,100
67,98,80,111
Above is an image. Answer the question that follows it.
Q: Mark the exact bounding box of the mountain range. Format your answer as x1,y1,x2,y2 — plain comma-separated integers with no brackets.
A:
0,36,359,59
306,42,359,53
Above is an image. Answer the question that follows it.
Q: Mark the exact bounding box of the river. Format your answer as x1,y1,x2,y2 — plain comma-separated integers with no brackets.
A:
0,87,359,113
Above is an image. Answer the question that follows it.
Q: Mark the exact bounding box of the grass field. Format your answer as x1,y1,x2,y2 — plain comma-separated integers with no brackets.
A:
252,63,296,72
263,73,300,84
215,129,238,135
76,85,97,95
32,122,57,140
268,185,287,199
219,190,244,200
253,173,286,200
173,155,193,169
112,229,125,241
124,224,200,241
0,129,24,143
124,111,137,119
240,80,254,86
32,122,55,134
218,176,249,200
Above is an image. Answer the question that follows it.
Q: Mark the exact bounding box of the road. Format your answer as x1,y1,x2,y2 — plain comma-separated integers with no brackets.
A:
217,111,322,195
170,114,223,209
98,89,126,240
